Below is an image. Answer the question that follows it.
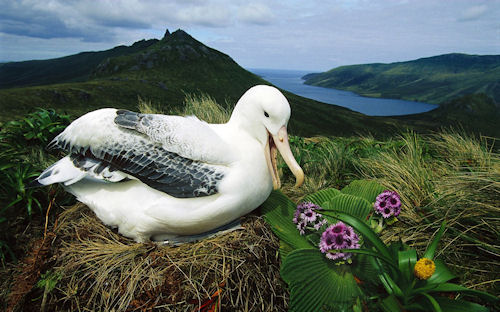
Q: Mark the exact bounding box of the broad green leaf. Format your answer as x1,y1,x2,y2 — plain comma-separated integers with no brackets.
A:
423,283,498,302
380,294,403,312
323,211,393,261
302,188,341,207
260,190,313,251
380,272,404,297
387,241,405,261
341,179,386,204
426,259,456,285
281,248,362,312
423,221,446,259
323,193,373,221
279,241,294,261
422,293,442,312
398,249,417,285
337,248,396,270
433,297,490,312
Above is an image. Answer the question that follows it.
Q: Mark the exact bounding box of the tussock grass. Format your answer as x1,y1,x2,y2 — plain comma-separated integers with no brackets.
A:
137,97,167,115
46,203,286,312
357,131,436,224
3,94,499,310
138,93,230,124
181,93,231,124
281,137,358,200
356,131,499,292
279,130,499,294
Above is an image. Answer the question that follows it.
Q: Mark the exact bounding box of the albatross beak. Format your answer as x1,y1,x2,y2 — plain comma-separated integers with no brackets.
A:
265,126,305,190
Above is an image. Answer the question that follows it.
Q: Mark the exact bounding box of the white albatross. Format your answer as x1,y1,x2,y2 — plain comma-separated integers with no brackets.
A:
33,85,304,242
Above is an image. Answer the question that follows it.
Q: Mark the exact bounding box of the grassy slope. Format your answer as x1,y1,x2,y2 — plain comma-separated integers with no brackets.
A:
0,39,158,88
0,30,408,138
304,53,500,105
1,33,498,138
395,93,500,137
2,97,498,311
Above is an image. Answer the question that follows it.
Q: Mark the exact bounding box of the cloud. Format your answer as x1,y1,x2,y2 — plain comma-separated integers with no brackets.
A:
0,0,236,42
458,5,487,21
237,3,274,25
176,3,232,27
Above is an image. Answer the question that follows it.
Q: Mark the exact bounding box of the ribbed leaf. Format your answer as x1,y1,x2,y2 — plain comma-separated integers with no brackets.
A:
279,241,294,262
323,194,373,221
380,294,403,312
423,283,498,302
422,293,443,312
323,211,393,261
341,179,386,204
281,248,362,312
261,190,313,250
423,221,446,259
303,188,341,207
433,297,490,312
426,259,456,285
398,249,417,286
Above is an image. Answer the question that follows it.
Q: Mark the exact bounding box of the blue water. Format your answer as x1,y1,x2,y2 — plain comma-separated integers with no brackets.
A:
250,68,438,116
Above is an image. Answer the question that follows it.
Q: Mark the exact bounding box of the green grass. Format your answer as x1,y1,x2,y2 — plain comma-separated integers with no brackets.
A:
0,96,498,311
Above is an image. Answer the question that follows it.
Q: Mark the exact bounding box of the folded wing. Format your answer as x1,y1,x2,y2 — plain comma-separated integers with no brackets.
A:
39,108,232,198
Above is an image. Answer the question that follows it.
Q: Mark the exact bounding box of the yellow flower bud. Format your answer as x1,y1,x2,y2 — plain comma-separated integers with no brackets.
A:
414,258,436,280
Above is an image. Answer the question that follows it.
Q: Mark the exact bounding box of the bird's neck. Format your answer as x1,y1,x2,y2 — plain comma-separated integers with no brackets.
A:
228,108,267,146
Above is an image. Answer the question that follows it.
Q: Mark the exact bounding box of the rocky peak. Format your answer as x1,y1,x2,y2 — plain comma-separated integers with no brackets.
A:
162,29,171,40
161,28,198,44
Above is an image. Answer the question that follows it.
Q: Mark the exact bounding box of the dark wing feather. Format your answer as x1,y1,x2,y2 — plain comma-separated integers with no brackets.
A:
53,138,225,198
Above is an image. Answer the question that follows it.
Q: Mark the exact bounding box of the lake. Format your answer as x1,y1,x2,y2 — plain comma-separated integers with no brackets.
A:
250,68,438,116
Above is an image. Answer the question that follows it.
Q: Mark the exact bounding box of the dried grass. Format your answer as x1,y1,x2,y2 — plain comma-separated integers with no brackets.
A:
41,203,287,311
357,131,500,293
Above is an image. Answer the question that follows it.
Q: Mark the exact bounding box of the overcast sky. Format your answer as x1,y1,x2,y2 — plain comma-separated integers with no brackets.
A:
1,0,499,71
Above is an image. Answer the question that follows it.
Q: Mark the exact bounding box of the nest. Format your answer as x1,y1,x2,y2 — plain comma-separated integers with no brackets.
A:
7,203,288,312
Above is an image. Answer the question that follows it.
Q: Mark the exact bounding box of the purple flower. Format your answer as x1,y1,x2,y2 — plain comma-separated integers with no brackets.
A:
319,228,337,253
319,221,360,261
302,208,318,223
330,221,347,234
294,202,327,235
314,219,327,230
374,190,401,218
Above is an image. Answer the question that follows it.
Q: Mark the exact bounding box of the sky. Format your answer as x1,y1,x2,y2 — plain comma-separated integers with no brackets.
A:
0,0,499,71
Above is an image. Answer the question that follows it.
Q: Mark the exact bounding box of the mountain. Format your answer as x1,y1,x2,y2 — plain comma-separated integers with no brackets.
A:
303,53,500,105
0,39,158,88
0,29,403,137
394,93,499,136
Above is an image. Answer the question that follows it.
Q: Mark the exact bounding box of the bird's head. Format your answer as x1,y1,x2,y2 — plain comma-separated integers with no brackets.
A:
230,85,304,189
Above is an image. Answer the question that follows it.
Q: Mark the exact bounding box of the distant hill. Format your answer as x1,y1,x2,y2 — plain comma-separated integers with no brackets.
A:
0,29,404,138
0,39,158,88
394,93,500,137
303,53,500,105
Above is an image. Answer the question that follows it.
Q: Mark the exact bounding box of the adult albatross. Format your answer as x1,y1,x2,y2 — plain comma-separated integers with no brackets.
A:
33,85,304,242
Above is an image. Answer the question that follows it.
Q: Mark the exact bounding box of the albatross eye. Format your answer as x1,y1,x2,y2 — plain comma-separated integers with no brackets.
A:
264,111,269,118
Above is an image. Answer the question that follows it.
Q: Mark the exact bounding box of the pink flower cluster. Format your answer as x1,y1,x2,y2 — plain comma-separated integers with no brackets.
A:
293,202,327,235
319,221,360,261
374,190,401,218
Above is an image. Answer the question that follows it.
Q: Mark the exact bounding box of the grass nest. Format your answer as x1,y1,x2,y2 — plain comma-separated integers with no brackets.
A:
6,203,288,312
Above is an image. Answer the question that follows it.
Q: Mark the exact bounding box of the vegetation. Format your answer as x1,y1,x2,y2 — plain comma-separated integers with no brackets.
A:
0,29,498,311
304,53,500,105
0,39,157,89
0,95,498,311
0,109,72,266
3,30,498,138
262,184,497,311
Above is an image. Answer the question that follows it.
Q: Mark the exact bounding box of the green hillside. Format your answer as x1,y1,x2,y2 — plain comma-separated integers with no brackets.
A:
0,29,411,138
304,53,500,104
1,31,498,138
0,39,157,88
